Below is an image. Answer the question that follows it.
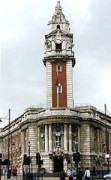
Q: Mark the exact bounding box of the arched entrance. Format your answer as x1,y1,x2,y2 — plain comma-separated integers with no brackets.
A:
54,156,63,172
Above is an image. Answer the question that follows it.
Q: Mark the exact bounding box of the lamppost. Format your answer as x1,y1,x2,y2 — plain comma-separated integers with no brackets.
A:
6,109,11,179
0,109,11,179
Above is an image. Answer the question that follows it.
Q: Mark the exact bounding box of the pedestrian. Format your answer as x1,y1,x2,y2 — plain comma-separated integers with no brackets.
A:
76,168,82,180
68,169,74,180
11,168,13,177
13,167,17,176
67,169,70,180
92,167,95,177
84,168,91,180
60,170,66,180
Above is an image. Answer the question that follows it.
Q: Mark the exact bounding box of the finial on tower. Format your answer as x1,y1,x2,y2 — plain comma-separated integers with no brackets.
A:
55,0,62,14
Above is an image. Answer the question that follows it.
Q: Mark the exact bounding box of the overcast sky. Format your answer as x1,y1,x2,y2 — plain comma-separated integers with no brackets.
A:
0,0,111,127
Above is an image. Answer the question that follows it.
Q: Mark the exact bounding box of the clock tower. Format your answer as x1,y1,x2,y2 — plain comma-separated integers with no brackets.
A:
43,1,75,108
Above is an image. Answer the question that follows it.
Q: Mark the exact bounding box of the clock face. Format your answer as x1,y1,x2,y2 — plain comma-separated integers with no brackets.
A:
56,39,61,44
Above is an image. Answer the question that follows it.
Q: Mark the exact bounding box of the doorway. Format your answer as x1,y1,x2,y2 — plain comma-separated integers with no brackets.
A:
54,156,63,172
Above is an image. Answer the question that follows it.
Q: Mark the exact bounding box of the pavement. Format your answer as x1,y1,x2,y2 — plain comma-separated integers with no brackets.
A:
1,176,60,180
1,176,104,180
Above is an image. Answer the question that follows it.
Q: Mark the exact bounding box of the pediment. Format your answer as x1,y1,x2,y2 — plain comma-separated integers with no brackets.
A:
45,30,73,38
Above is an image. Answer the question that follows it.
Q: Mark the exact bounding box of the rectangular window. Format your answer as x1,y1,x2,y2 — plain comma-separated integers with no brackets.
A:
55,136,61,147
56,43,62,50
57,84,62,93
72,141,78,152
41,137,45,152
56,64,62,72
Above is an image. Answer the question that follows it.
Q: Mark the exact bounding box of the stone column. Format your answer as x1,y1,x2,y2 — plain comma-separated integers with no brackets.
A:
45,125,48,153
64,124,68,153
49,124,52,152
69,124,72,152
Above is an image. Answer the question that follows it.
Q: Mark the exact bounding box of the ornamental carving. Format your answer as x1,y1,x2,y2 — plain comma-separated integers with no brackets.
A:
45,40,52,49
66,40,74,49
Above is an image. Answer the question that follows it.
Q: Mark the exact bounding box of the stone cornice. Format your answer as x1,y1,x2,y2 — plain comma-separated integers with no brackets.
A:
1,106,111,138
82,117,111,129
43,56,75,67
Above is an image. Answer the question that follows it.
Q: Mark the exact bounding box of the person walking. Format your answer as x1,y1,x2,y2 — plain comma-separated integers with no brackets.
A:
67,169,70,180
68,169,74,180
60,170,66,180
76,168,82,180
84,168,91,180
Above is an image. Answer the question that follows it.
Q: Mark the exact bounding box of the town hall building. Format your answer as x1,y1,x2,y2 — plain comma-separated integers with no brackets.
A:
0,1,111,174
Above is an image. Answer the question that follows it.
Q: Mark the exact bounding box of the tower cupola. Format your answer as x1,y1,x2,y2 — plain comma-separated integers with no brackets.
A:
43,1,75,62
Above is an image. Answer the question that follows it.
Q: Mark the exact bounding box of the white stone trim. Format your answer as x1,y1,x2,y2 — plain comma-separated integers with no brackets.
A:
46,61,52,108
66,60,74,108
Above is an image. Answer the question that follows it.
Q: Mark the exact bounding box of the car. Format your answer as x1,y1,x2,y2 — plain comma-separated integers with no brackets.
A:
103,172,111,180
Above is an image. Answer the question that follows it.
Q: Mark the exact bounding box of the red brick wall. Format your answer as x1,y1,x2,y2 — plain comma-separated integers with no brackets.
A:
52,60,67,107
18,132,21,157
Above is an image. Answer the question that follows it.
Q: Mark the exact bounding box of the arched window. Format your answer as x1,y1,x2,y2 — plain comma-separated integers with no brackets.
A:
57,25,60,29
53,124,63,148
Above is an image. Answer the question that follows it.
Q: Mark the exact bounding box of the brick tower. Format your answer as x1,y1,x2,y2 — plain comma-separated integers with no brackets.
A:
43,1,75,108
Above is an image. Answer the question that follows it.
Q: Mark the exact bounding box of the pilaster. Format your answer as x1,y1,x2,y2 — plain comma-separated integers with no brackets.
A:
66,60,74,108
45,125,48,153
64,124,68,153
80,123,91,167
28,123,38,172
46,62,52,108
21,131,25,161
